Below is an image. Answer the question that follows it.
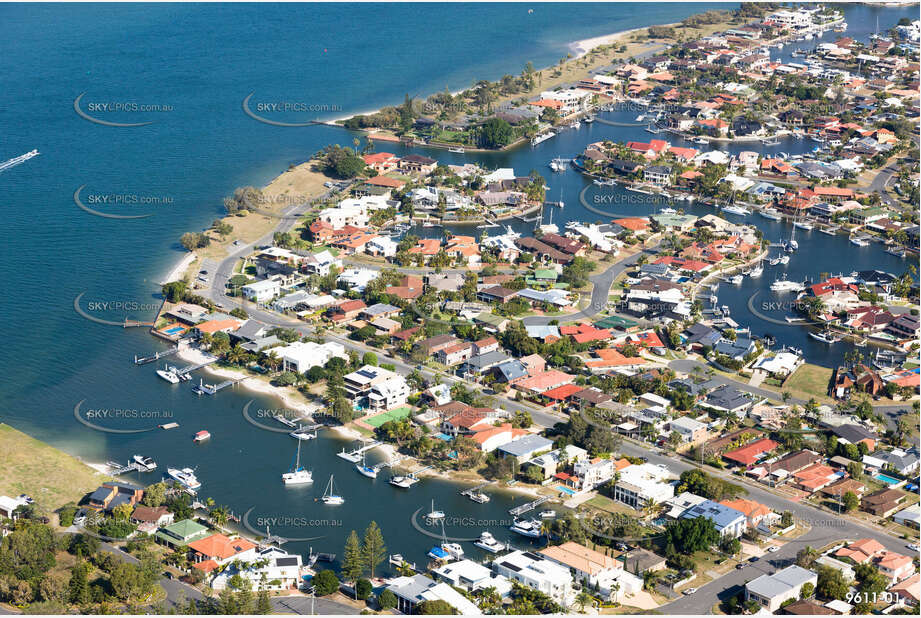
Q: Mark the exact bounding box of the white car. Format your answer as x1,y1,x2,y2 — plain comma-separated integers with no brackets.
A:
766,546,780,553
682,587,698,595
906,543,919,552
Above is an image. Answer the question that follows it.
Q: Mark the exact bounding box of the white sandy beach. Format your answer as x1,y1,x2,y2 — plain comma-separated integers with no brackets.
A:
568,26,646,58
176,345,319,417
161,252,196,285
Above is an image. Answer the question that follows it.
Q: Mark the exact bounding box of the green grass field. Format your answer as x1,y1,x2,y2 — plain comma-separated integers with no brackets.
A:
782,364,834,401
0,423,110,511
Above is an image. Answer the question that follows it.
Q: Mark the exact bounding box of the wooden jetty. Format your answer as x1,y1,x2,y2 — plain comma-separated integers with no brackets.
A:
192,376,247,396
509,495,549,516
123,319,155,328
106,460,141,475
134,347,178,365
336,440,381,463
175,357,218,377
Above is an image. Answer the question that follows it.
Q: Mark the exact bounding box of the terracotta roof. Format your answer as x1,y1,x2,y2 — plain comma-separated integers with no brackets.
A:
187,533,256,560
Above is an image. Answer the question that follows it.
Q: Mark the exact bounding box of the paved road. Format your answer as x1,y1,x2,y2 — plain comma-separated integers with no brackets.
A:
522,245,659,327
97,541,204,610
615,442,918,614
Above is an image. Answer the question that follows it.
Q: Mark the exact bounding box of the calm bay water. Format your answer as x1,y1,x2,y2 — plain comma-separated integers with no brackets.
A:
0,2,914,565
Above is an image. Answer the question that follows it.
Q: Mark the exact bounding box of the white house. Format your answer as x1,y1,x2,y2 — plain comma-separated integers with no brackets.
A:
433,560,513,596
573,457,616,491
242,278,281,303
275,341,348,374
539,541,643,602
386,574,482,615
210,547,303,591
746,566,817,613
367,375,410,412
492,550,573,605
337,268,379,292
366,236,398,258
613,463,675,509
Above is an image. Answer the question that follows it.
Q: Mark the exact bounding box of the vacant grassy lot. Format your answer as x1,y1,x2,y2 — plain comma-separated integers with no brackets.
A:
0,423,109,511
782,364,834,401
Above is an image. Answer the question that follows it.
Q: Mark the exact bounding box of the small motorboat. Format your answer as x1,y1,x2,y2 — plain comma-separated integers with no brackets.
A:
850,236,870,247
290,426,317,440
427,545,450,561
809,330,841,344
539,510,556,519
193,430,210,443
156,367,180,384
441,543,464,559
468,491,490,504
729,274,744,285
793,221,813,231
448,147,465,154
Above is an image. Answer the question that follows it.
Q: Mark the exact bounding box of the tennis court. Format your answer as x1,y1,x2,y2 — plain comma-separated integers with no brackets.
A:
364,406,412,428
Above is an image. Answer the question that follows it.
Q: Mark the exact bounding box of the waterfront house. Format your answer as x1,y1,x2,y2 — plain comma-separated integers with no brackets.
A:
497,434,554,464
154,518,210,549
539,541,642,602
130,505,173,531
492,550,573,605
343,364,400,398
386,573,482,615
367,374,410,412
433,560,512,596
187,533,258,573
211,546,303,591
276,341,347,374
643,165,673,186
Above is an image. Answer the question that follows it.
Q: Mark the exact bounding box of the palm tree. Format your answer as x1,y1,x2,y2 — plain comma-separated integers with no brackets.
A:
209,505,230,529
575,590,594,613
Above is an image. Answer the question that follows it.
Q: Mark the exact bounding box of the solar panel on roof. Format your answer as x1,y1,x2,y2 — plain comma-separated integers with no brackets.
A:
357,369,378,378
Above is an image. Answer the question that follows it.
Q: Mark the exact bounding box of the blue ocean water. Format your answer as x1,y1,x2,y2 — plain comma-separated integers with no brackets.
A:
0,2,915,565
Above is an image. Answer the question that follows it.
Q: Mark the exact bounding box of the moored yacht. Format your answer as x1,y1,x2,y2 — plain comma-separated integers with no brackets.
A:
156,367,180,384
770,276,804,293
282,440,313,485
132,455,157,471
321,475,344,505
510,518,542,538
166,467,201,490
473,531,506,553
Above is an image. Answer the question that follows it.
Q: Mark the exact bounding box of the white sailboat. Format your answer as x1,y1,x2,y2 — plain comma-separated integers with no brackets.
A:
321,475,344,505
426,499,445,520
355,451,377,479
282,440,313,485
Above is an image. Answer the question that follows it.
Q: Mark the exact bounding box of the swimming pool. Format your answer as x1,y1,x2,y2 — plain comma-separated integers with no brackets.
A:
875,473,901,485
163,326,186,335
556,485,575,496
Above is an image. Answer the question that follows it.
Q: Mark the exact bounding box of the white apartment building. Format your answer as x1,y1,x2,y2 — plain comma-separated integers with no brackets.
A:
343,365,399,398
538,88,594,115
573,458,616,491
612,463,675,509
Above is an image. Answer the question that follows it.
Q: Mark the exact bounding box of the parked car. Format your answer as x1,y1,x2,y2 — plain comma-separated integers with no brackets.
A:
766,546,780,553
736,562,747,569
73,509,87,526
682,587,698,596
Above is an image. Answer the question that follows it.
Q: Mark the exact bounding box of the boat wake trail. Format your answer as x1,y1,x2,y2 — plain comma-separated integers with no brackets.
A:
0,149,40,173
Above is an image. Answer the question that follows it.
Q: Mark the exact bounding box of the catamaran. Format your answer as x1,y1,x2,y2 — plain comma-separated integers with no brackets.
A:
165,467,201,490
321,475,344,505
282,440,313,485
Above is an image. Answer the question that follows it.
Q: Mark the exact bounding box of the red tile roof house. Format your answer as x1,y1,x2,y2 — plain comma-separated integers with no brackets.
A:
362,152,398,173
835,538,885,564
584,348,646,372
477,286,519,304
792,463,841,493
187,534,258,573
441,410,495,436
473,337,499,355
723,438,780,467
560,323,613,345
626,139,669,159
326,299,366,323
514,370,575,396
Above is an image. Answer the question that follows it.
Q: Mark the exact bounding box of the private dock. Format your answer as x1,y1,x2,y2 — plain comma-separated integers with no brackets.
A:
336,440,381,463
123,319,155,328
106,460,141,475
461,481,492,498
134,347,178,365
175,357,219,377
192,377,248,396
509,496,549,516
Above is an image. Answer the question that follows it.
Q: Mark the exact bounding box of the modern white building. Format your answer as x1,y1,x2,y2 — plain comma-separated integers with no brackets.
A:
209,547,303,591
275,341,347,374
366,236,398,258
746,565,817,612
612,463,675,509
492,550,574,605
573,457,616,491
337,268,379,292
386,574,482,615
433,560,513,596
343,365,399,398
